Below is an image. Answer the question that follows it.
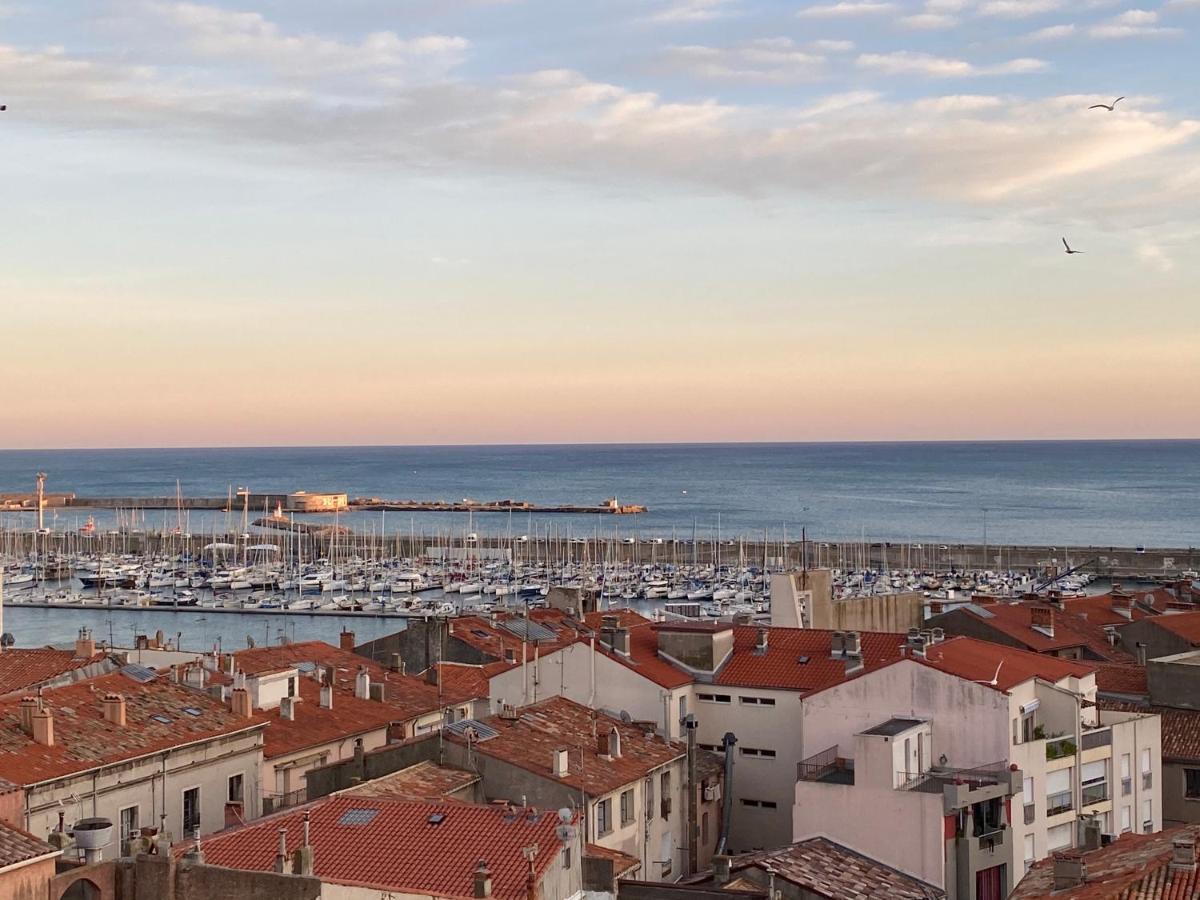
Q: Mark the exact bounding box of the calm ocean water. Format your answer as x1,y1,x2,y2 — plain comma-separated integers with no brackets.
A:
1,442,1197,547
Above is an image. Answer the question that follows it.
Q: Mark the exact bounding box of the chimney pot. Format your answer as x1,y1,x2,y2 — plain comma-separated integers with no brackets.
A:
389,653,405,674
102,692,127,727
474,859,494,899
319,683,333,710
1171,838,1197,872
231,687,252,718
355,666,371,700
18,697,36,734
75,627,96,659
32,706,54,747
339,629,356,652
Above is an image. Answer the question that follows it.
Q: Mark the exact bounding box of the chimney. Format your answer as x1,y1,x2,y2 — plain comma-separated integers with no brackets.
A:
1111,592,1135,620
1171,837,1197,872
389,653,405,675
843,631,861,657
607,727,622,759
18,697,36,734
369,682,386,703
75,627,96,659
474,859,493,898
102,693,127,727
1053,853,1086,890
1136,642,1147,666
426,665,439,687
32,704,54,747
930,627,945,644
830,631,846,658
552,749,569,778
225,654,236,676
280,696,297,721
1031,606,1055,638
755,628,769,654
292,812,314,876
355,666,371,700
339,629,356,652
273,828,288,874
185,665,207,690
319,681,333,710
230,687,252,718
234,669,247,690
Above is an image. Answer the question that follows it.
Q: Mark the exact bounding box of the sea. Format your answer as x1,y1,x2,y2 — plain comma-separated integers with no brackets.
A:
1,441,1197,651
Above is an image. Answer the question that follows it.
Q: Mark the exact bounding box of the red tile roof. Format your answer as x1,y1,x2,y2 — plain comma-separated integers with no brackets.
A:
1011,825,1200,899
921,636,1096,692
712,627,907,692
342,761,479,802
447,611,580,662
0,649,111,698
1143,612,1200,647
0,820,58,869
585,843,641,877
191,795,567,900
1063,593,1155,627
430,661,512,700
0,670,264,785
952,603,1132,662
733,837,945,899
446,696,684,797
259,676,397,760
1093,663,1149,697
575,612,694,690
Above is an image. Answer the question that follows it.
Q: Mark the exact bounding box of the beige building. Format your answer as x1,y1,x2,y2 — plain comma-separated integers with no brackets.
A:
285,491,348,512
0,667,265,850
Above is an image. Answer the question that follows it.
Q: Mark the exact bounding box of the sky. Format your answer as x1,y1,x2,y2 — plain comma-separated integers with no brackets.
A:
0,0,1198,448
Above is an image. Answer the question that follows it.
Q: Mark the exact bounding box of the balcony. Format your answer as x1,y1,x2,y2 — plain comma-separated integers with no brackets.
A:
1046,790,1073,817
1081,728,1112,751
263,788,308,815
1082,782,1109,806
797,745,855,786
1046,737,1078,761
899,761,1021,813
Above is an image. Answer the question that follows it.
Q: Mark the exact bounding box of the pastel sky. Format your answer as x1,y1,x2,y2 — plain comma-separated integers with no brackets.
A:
1,0,1198,448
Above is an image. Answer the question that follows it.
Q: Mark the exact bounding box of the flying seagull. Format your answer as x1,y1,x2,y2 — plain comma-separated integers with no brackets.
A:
1088,96,1124,111
1062,238,1084,255
975,661,1005,687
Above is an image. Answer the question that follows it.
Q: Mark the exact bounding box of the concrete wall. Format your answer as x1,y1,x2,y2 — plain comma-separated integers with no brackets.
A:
816,591,924,633
1118,619,1196,664
266,725,389,799
1163,761,1200,825
1147,653,1200,709
0,855,57,900
49,855,322,900
356,619,494,673
303,733,442,800
25,727,265,845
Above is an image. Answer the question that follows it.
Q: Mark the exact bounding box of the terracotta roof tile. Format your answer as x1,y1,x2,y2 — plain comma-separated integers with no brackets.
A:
0,820,57,868
0,649,111,698
712,627,907,692
0,670,264,786
1144,612,1200,647
259,677,397,760
1093,663,1149,697
1011,825,1200,899
446,696,683,797
920,636,1096,692
732,837,944,899
342,761,479,802
585,843,640,876
952,603,1132,662
190,795,567,900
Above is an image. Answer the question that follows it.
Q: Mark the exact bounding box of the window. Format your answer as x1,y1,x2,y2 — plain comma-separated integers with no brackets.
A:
696,693,731,704
228,774,244,804
1187,769,1200,800
182,787,201,838
596,798,612,835
1023,776,1034,803
1141,748,1152,773
119,806,139,853
1023,834,1035,872
678,695,687,723
1047,822,1073,851
620,789,634,826
738,696,776,707
1082,760,1108,806
699,743,724,753
661,830,673,877
740,747,777,759
1143,799,1153,833
1021,712,1035,743
1142,748,1154,790
660,771,671,819
701,811,709,845
287,677,296,698
739,799,778,809
1121,806,1132,833
645,776,654,818
1046,768,1073,817
562,845,572,869
1121,753,1132,795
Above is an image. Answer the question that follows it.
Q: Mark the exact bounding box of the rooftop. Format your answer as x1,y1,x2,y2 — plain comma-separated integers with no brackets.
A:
1142,611,1200,646
0,819,58,869
944,602,1133,662
189,794,567,900
862,717,925,737
711,626,906,693
920,636,1097,692
444,696,684,797
1101,700,1200,763
258,676,398,760
581,611,693,690
731,837,945,900
0,648,113,698
0,669,264,786
1011,825,1200,899
341,761,479,802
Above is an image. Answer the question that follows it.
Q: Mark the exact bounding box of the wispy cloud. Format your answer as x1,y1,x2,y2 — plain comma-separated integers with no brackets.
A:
1137,242,1174,272
642,0,739,23
856,51,1048,77
661,38,825,82
1024,23,1076,40
978,0,1062,18
797,1,895,18
1088,8,1181,38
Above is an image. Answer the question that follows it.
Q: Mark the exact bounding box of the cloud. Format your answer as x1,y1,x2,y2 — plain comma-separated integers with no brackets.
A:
809,39,856,52
1024,23,1076,40
900,12,960,27
1136,242,1174,272
661,38,825,82
2,6,1198,230
796,1,895,17
1087,8,1181,38
856,51,1048,77
978,0,1062,18
642,0,739,23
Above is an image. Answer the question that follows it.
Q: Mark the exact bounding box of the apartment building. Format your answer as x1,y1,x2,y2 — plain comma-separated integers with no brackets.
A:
790,635,1162,899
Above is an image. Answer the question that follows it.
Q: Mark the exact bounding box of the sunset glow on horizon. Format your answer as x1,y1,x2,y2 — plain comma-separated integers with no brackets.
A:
1,1,1198,449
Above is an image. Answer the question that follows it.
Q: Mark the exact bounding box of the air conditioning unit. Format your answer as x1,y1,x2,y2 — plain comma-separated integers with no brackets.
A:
703,785,721,802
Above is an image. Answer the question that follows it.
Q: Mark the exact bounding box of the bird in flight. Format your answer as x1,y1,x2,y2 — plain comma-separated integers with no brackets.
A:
1062,238,1084,255
975,661,1004,687
1088,97,1124,112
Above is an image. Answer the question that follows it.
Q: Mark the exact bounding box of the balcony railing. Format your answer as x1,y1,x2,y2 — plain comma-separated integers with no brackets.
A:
898,760,1012,794
1046,737,1077,761
263,788,308,815
797,745,855,785
1081,729,1112,751
1046,790,1073,817
1082,783,1109,806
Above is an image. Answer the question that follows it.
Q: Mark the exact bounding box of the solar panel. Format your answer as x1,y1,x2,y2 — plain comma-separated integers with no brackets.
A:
444,719,499,741
121,664,158,683
499,620,555,643
337,809,379,826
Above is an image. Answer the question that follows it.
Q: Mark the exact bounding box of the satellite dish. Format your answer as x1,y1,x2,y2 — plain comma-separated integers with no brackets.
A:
557,808,572,824
619,710,632,723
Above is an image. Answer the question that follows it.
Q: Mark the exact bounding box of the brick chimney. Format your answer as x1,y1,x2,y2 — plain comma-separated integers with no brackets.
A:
1111,592,1135,620
32,704,54,747
102,693,127,727
230,687,252,718
75,627,96,659
339,629,356,652
474,860,493,898
18,697,36,734
1031,606,1055,638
